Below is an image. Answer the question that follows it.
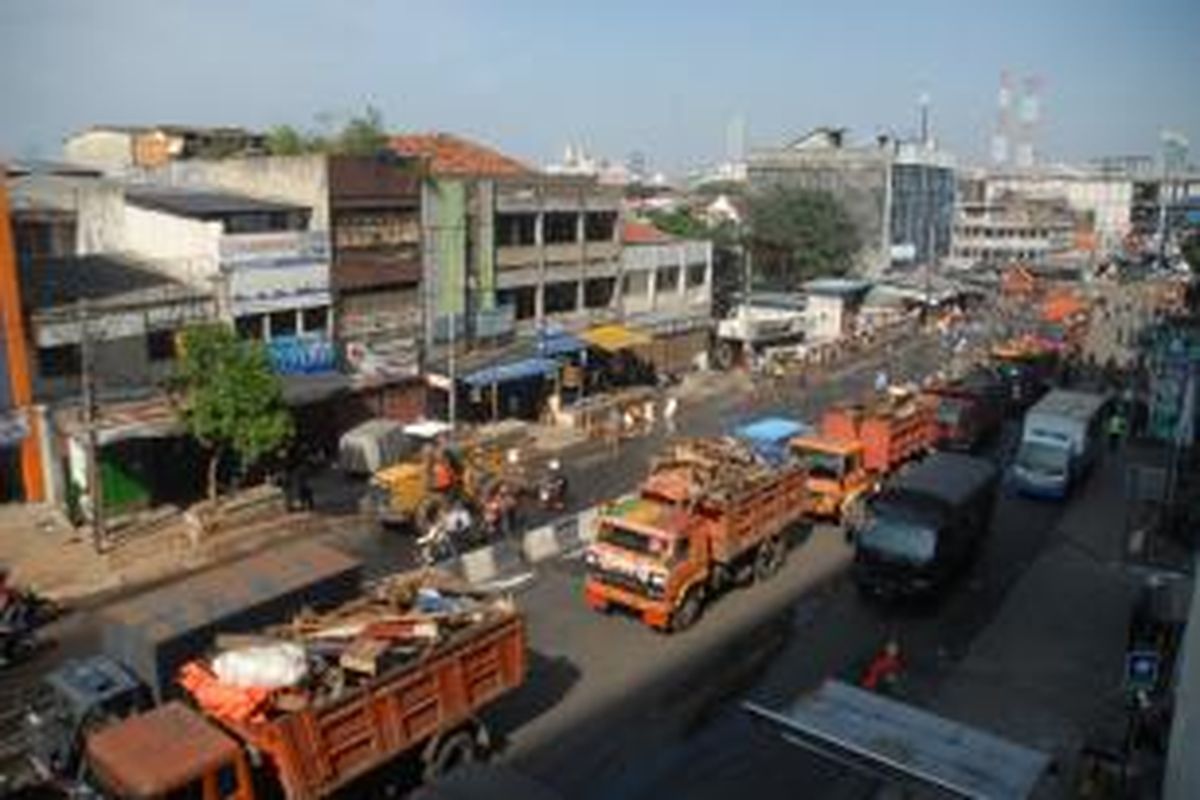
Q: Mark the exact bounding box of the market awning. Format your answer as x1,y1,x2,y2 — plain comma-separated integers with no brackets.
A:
538,331,587,357
462,357,560,388
581,324,652,352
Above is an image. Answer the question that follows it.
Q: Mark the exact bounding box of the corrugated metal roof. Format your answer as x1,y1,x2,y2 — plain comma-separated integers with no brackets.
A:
125,185,308,219
745,681,1050,800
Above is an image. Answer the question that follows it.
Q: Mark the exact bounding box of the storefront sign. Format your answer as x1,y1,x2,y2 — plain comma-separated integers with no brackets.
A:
268,335,336,375
219,231,329,270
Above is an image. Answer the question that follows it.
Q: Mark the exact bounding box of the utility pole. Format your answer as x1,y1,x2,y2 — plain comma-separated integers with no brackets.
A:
79,300,105,552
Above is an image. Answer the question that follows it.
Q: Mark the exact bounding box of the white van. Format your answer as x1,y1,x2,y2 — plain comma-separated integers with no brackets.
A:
1012,390,1108,499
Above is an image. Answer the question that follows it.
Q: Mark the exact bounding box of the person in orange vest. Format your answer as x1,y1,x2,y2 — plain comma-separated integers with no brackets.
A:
860,639,904,694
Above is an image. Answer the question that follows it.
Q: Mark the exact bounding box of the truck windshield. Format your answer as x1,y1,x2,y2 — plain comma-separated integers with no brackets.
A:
1016,440,1069,475
798,449,844,480
598,525,670,559
859,517,936,563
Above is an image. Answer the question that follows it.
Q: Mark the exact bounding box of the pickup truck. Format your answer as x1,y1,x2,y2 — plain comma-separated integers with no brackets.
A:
584,438,807,632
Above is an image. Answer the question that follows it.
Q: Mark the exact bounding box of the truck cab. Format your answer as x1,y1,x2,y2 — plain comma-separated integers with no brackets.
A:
584,496,706,631
25,655,153,782
789,436,872,522
84,702,255,800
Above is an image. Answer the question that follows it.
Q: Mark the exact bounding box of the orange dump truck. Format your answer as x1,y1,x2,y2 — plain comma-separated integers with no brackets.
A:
73,574,527,800
819,392,936,474
787,434,874,522
584,438,807,632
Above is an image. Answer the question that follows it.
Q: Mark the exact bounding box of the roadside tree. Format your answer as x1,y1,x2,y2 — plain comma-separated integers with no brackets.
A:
747,186,859,288
170,324,294,507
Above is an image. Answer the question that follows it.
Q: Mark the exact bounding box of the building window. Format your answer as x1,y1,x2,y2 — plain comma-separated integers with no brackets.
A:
656,266,680,293
496,213,537,247
497,287,536,320
37,344,81,378
623,271,649,297
584,212,617,242
543,212,579,244
235,314,265,340
269,310,297,338
686,263,706,289
584,278,615,309
301,306,329,335
544,281,578,314
146,330,176,362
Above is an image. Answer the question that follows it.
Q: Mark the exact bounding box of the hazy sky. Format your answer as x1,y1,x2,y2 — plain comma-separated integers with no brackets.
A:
2,0,1198,173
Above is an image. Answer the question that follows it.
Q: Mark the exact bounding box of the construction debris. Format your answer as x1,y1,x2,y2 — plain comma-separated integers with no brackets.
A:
178,569,512,721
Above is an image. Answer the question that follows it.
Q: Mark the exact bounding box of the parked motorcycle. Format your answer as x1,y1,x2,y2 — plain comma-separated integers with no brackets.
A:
0,571,62,669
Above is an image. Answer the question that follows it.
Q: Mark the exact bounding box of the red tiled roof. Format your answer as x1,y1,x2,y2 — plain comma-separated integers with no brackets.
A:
389,133,533,177
623,219,676,245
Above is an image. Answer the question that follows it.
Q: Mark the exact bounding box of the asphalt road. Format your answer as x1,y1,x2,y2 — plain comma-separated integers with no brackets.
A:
477,418,1075,800
0,322,987,797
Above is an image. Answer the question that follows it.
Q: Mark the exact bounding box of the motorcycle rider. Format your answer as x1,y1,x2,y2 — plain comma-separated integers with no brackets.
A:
538,459,568,511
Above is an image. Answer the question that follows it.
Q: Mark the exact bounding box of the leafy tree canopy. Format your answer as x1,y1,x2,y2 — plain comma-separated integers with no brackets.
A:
264,105,389,156
747,186,860,289
171,324,294,502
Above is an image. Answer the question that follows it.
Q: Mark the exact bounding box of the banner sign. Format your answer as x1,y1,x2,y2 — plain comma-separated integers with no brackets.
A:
268,335,336,375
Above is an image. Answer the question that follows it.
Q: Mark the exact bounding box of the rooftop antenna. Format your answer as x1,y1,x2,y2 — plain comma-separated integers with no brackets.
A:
918,91,931,146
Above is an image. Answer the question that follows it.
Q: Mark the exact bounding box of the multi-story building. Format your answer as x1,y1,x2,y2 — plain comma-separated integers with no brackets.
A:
748,128,956,275
950,192,1078,268
146,153,426,383
391,133,624,345
119,186,335,376
982,167,1134,257
618,220,713,372
64,125,266,172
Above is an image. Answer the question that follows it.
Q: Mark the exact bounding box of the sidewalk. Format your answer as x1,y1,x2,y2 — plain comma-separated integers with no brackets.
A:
0,497,335,606
927,448,1169,797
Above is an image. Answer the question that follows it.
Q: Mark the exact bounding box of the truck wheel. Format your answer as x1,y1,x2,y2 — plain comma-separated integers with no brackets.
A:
670,587,704,633
423,730,478,781
754,536,786,582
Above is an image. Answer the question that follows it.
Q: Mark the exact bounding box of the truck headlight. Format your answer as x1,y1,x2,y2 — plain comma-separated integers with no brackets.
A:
584,550,599,568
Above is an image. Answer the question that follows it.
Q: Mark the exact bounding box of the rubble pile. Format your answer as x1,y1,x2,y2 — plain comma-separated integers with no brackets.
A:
646,437,781,505
178,569,511,723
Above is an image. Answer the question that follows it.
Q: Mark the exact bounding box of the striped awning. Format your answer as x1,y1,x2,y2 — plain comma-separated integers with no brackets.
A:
581,324,652,352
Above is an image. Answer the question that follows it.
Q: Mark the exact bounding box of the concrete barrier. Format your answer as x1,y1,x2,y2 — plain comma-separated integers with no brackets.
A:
451,493,635,586
521,524,562,563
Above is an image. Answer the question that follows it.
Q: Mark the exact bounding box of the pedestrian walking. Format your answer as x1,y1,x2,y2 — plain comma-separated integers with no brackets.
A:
1107,407,1127,452
663,395,679,435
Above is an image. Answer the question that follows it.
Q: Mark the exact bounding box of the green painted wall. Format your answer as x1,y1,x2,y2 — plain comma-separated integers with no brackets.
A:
434,180,466,316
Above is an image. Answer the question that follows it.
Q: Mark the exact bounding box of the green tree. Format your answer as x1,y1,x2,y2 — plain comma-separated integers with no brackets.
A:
170,324,294,506
265,124,308,156
335,105,388,155
747,186,859,289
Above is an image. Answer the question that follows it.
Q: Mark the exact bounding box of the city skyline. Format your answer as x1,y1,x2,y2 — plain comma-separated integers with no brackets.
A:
1,0,1198,173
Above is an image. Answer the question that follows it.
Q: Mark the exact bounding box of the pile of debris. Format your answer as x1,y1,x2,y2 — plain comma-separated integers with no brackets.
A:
178,569,511,723
646,437,781,505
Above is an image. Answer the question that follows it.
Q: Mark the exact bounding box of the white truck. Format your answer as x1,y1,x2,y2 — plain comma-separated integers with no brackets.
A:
1012,389,1108,499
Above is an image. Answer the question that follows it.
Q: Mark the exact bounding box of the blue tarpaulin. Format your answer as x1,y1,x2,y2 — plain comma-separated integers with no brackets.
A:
538,331,587,357
733,416,812,465
463,357,560,387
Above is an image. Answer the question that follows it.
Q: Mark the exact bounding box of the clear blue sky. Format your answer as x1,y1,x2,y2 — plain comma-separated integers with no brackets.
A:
2,0,1197,173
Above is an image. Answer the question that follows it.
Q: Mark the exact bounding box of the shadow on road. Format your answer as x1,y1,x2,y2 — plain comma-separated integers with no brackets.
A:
487,650,582,747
